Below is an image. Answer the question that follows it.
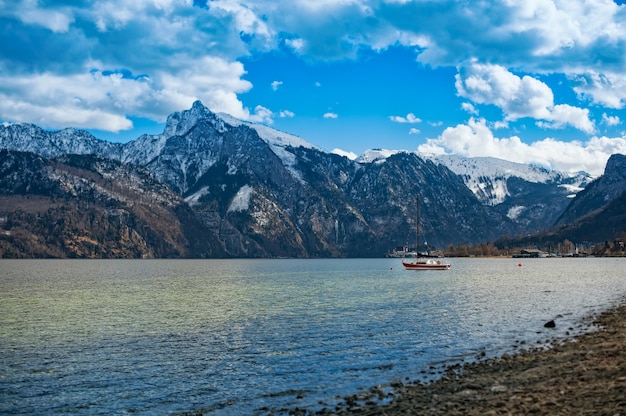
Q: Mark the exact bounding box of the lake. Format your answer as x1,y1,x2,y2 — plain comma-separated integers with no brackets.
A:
1,258,625,415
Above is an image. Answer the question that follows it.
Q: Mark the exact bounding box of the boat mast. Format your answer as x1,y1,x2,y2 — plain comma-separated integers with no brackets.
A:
415,194,419,255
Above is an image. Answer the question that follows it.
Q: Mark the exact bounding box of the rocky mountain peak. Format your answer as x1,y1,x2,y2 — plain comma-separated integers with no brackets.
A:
163,100,227,138
0,122,121,159
2,101,624,258
555,153,626,225
603,154,626,184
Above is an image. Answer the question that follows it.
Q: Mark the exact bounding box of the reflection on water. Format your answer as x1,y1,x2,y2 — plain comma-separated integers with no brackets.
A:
1,258,625,414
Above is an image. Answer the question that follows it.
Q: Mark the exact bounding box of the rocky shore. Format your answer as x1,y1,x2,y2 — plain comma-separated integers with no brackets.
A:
296,301,626,415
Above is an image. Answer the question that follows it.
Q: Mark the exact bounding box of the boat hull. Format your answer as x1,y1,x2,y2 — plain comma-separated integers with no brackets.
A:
402,259,451,270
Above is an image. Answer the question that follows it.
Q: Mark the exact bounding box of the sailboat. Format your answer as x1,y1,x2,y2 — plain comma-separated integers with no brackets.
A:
402,195,451,270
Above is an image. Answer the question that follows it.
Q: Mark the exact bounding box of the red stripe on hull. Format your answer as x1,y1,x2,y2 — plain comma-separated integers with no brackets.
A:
402,260,451,270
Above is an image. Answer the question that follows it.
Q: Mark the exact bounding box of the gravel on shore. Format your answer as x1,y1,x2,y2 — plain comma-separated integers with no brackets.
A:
297,301,626,415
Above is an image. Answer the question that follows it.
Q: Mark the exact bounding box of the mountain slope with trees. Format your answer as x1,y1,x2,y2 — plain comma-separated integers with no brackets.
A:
1,102,624,258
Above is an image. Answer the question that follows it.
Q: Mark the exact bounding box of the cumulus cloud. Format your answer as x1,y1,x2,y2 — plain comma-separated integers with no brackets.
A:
0,71,138,131
155,57,253,119
409,128,420,135
418,118,626,176
279,110,295,118
249,105,274,124
0,55,254,130
602,113,621,126
263,0,626,110
197,0,273,48
456,61,595,133
389,113,421,123
0,1,269,131
461,102,478,115
271,81,283,91
14,4,74,33
285,38,306,53
571,71,626,109
3,0,626,154
324,112,338,119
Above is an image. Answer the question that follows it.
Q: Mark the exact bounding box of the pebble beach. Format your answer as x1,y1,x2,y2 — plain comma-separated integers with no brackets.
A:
301,300,626,415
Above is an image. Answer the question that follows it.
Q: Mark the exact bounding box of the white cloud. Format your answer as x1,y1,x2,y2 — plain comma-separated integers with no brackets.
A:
204,0,273,46
0,71,139,131
18,6,74,33
456,62,553,119
285,38,306,52
456,61,595,133
249,105,274,124
324,112,338,119
499,1,623,58
602,113,621,126
271,81,283,91
389,113,421,123
409,128,420,135
279,110,295,118
571,71,626,109
0,1,275,132
461,102,478,115
0,54,259,131
418,118,626,176
0,99,133,132
133,55,254,121
3,0,626,145
536,104,594,132
2,0,75,33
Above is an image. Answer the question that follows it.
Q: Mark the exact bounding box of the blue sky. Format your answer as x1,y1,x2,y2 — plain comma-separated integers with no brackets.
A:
2,1,626,175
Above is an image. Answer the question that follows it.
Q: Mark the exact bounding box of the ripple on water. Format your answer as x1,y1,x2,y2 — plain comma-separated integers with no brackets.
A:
1,258,625,415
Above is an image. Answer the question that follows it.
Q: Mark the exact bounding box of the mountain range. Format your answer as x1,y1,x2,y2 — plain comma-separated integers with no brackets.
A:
1,101,623,258
495,153,626,250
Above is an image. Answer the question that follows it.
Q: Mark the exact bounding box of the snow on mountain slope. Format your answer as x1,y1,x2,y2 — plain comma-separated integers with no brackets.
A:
1,100,593,212
341,149,591,206
216,112,317,151
422,154,592,205
0,123,122,159
216,112,316,184
121,133,168,165
355,149,401,164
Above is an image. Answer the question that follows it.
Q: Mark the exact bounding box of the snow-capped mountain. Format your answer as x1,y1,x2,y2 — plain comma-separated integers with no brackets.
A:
345,149,594,232
346,150,591,208
422,154,594,232
556,153,626,225
118,101,315,194
0,123,122,159
494,153,626,250
1,100,621,258
423,154,592,206
355,149,401,164
216,111,317,151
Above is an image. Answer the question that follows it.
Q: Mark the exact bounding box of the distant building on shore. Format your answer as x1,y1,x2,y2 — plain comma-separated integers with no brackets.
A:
512,249,547,258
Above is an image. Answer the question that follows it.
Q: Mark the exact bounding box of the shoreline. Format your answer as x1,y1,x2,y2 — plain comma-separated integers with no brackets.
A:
291,300,626,415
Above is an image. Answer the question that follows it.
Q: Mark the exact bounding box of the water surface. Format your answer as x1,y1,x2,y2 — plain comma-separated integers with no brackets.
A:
1,258,625,414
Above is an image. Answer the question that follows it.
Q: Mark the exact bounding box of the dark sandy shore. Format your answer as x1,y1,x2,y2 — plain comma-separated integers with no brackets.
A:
292,301,626,415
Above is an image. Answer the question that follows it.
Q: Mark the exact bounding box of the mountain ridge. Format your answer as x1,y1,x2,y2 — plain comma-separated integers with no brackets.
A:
555,154,626,226
1,101,624,258
0,149,225,258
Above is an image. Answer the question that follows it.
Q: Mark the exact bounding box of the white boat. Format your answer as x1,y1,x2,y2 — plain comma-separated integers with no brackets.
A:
402,257,451,270
402,195,451,271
